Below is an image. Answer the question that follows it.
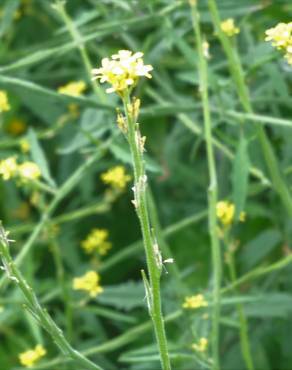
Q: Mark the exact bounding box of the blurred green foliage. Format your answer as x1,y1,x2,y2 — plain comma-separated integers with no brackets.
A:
0,0,292,369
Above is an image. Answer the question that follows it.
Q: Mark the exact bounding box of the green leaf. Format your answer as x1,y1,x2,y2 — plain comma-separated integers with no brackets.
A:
232,133,249,219
97,281,145,311
27,128,56,188
240,229,282,270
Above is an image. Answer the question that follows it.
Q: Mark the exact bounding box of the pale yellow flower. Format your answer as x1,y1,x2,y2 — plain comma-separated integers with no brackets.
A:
0,90,10,113
192,337,208,353
58,81,86,96
0,157,18,180
220,18,240,37
18,162,41,181
73,271,103,297
101,166,131,190
19,345,46,368
265,22,292,65
92,50,153,94
183,294,208,309
81,228,111,255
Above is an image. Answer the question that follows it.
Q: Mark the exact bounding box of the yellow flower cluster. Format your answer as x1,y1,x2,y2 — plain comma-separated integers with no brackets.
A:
101,166,131,190
216,201,245,227
220,18,240,37
0,157,18,180
58,81,86,96
92,50,153,94
18,162,41,182
265,22,292,65
81,228,111,255
0,90,10,113
182,294,208,309
192,337,208,353
73,271,103,297
0,157,41,182
19,345,46,368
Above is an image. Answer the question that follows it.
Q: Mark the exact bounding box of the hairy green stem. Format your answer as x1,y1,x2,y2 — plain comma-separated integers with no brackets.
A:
190,3,221,369
207,0,292,217
122,93,171,370
0,224,103,370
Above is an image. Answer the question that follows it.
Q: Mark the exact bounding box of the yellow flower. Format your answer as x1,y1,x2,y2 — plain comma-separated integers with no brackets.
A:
81,228,111,255
7,118,27,136
0,90,10,113
101,166,131,190
216,201,235,226
73,271,103,297
58,81,86,96
265,22,292,65
18,162,41,181
0,157,18,180
19,345,46,368
192,337,208,353
183,294,208,309
216,201,245,226
220,18,240,37
92,50,153,94
20,138,30,153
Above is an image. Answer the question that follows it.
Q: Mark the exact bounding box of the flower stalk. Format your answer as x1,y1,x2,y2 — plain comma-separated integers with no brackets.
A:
0,223,104,370
189,2,221,369
93,49,171,370
122,92,171,370
207,0,292,218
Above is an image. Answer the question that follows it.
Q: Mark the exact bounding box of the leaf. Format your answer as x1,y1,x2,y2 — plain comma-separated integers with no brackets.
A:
27,128,56,188
0,0,19,39
244,293,292,318
240,229,282,270
232,133,249,219
97,281,145,311
110,139,162,173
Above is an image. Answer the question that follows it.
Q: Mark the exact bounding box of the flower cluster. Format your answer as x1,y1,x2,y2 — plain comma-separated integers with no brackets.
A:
192,337,208,353
92,50,153,94
101,166,131,191
265,22,292,65
19,345,46,368
0,90,10,113
73,271,103,297
220,18,240,37
0,157,41,182
216,201,245,227
58,81,86,96
183,294,208,310
81,228,111,255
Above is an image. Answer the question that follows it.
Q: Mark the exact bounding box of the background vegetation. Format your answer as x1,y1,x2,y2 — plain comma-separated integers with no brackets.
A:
0,0,292,369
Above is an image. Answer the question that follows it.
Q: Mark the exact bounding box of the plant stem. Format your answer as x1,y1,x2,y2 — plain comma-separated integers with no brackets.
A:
207,0,292,217
122,94,171,370
189,3,221,369
223,233,254,370
0,224,103,370
227,252,254,370
50,237,73,340
55,1,106,103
